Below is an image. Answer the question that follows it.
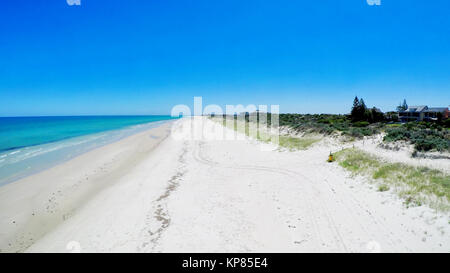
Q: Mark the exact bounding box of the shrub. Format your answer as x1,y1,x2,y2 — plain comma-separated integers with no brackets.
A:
443,119,450,128
352,121,370,127
383,127,410,142
378,184,390,192
384,124,449,152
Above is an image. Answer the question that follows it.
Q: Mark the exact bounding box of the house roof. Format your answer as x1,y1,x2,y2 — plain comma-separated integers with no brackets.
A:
405,105,428,112
425,107,449,113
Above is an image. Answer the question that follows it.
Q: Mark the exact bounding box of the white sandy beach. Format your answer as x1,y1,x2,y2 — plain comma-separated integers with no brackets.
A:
0,117,449,253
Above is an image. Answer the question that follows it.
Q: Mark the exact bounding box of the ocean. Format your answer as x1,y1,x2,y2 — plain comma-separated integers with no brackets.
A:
0,115,177,186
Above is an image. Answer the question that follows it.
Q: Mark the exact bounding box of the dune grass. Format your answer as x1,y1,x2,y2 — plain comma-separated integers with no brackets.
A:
214,117,320,150
334,148,450,211
378,184,390,192
278,136,320,150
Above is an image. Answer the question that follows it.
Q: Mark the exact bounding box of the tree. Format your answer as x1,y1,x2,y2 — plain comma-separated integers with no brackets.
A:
369,107,384,123
397,99,408,112
437,112,443,123
350,96,368,122
352,96,359,109
351,96,360,121
360,98,366,110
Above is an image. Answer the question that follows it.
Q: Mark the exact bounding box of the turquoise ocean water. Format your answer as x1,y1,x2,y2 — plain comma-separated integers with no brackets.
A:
0,116,177,186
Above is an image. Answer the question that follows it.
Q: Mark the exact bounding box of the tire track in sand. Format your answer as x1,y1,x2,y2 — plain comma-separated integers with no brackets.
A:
193,138,407,252
192,140,349,251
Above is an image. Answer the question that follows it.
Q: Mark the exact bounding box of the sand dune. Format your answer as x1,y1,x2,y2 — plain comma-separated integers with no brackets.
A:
0,117,448,253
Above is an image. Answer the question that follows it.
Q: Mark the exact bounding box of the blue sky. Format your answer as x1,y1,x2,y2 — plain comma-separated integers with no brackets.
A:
0,0,449,116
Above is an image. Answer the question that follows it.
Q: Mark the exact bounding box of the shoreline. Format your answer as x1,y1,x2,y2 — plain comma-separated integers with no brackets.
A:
1,117,448,253
0,119,176,187
0,120,176,252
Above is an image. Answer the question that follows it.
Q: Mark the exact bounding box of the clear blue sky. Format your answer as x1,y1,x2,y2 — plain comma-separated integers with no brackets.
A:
1,0,449,116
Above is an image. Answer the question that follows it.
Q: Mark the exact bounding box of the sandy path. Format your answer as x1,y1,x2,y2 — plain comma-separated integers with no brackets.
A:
9,117,449,252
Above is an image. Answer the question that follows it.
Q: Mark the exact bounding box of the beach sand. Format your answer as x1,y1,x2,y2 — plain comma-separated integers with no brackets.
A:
1,117,449,253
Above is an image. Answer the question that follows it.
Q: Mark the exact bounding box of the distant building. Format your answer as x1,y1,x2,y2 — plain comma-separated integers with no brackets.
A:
425,107,450,120
398,105,449,122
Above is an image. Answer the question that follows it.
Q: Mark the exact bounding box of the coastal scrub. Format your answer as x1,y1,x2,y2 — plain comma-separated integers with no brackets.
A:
334,148,450,211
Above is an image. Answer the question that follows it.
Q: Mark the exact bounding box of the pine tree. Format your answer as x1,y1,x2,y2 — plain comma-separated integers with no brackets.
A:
397,99,408,112
359,98,367,111
353,96,359,109
358,98,367,121
350,96,373,122
402,99,408,111
351,96,359,120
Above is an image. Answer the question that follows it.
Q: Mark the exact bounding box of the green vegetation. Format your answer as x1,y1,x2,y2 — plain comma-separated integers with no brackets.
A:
213,96,450,153
271,97,388,138
276,113,383,138
334,148,450,210
213,117,320,150
276,96,449,152
378,184,390,192
278,135,320,151
350,96,385,123
396,99,408,112
218,112,450,152
383,122,450,152
219,117,272,142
